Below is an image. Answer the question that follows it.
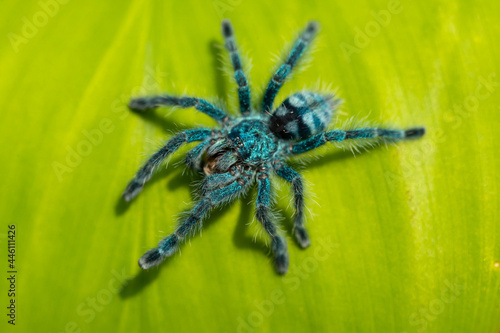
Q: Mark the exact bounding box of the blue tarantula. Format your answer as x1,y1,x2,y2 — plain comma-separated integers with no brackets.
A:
123,19,425,274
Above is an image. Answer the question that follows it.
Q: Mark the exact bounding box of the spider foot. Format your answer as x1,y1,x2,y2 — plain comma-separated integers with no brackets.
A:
129,97,151,112
272,236,289,274
295,226,311,248
138,248,164,269
123,180,144,202
275,252,289,275
405,127,426,139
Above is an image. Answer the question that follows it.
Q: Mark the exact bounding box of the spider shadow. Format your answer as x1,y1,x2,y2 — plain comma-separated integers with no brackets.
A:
118,171,235,298
116,39,229,216
296,149,358,170
166,174,268,259
232,190,269,256
209,39,228,104
279,148,379,249
115,39,370,280
115,155,190,215
119,211,235,300
119,258,170,299
116,39,240,294
132,108,193,134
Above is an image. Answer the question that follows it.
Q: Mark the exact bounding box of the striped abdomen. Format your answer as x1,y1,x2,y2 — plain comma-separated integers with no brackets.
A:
269,92,340,141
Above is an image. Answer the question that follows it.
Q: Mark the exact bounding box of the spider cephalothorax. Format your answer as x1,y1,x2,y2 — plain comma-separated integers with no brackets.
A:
123,19,425,274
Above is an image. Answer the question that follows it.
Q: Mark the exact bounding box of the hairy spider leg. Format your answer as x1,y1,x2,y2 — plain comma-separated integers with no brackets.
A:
138,169,254,269
123,129,213,201
129,95,230,124
261,21,320,113
200,165,241,193
221,19,251,116
289,127,426,155
256,168,289,274
274,162,309,248
185,140,212,172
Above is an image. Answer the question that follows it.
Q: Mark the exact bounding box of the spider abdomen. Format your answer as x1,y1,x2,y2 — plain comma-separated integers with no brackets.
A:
269,92,340,141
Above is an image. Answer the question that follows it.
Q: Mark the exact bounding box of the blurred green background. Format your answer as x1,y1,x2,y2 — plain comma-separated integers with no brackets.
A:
1,0,499,332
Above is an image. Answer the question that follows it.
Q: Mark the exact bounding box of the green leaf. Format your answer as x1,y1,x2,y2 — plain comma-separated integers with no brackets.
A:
1,0,499,332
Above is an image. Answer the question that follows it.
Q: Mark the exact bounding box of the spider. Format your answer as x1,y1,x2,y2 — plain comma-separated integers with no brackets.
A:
123,19,425,274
